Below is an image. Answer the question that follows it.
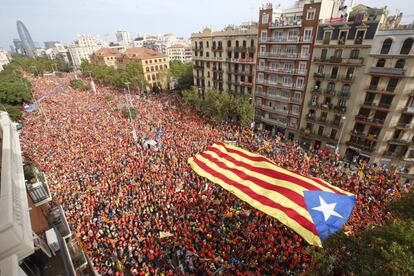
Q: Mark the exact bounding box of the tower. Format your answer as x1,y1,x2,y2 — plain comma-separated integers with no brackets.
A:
16,20,35,56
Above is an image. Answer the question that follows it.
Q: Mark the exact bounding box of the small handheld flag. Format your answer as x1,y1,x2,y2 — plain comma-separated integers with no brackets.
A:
188,143,356,247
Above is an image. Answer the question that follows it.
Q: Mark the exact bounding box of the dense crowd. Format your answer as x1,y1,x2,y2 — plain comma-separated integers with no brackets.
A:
21,74,412,275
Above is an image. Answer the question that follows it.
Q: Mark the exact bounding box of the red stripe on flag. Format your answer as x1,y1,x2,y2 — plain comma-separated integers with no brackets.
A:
201,151,307,209
215,142,343,195
192,155,319,236
207,146,333,193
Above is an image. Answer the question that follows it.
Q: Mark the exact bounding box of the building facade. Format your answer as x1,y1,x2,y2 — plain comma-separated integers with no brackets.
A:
116,30,131,46
0,112,95,275
167,44,192,63
191,23,258,96
68,35,107,69
255,1,342,139
0,48,10,71
343,26,414,174
92,47,170,89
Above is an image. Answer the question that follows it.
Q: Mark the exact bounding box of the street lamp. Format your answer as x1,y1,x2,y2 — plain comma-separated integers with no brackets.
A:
125,82,138,144
335,116,347,155
88,71,97,95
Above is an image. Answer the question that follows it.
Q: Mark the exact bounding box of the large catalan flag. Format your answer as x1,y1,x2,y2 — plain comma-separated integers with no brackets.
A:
188,142,356,247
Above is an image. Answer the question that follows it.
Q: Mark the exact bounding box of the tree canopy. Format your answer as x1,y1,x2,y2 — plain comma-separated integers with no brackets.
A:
309,191,414,275
81,60,147,91
170,61,193,91
12,54,72,75
182,88,253,125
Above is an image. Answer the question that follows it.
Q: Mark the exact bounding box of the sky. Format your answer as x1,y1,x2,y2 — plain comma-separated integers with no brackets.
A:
1,0,413,49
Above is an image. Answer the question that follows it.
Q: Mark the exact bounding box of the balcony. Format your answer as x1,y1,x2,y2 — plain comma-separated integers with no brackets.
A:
366,85,394,95
256,79,302,90
334,106,347,114
48,205,72,239
389,138,410,145
269,20,302,29
403,106,414,113
311,87,322,94
324,89,336,96
226,57,255,64
260,36,313,44
212,46,223,52
355,115,385,125
338,92,351,99
240,81,253,88
24,165,52,207
308,101,319,108
258,66,307,75
257,104,289,115
320,103,333,111
341,75,354,82
255,92,290,102
369,67,405,76
396,122,412,129
347,139,377,152
233,46,256,52
313,72,325,79
313,57,364,65
261,116,288,127
258,51,310,60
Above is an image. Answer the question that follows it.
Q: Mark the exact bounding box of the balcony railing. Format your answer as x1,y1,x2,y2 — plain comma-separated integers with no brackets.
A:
261,116,288,127
257,104,289,115
324,89,336,96
355,115,385,125
255,92,290,102
24,165,52,207
256,79,303,90
257,66,307,75
269,20,302,28
240,81,253,88
233,46,256,52
258,51,310,59
313,57,364,65
313,72,325,79
260,36,313,43
404,106,414,113
369,67,405,76
334,106,347,113
48,205,72,239
226,57,255,64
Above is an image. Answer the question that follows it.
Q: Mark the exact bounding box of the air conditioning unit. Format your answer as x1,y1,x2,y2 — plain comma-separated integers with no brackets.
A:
46,228,60,254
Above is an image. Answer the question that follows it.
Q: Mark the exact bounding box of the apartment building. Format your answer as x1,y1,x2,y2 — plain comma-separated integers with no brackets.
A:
68,35,107,69
343,25,414,174
300,5,390,151
0,112,95,275
255,0,342,139
92,47,170,89
167,44,192,63
191,23,258,96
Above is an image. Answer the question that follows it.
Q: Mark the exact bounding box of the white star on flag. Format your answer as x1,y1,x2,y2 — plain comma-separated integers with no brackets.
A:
312,196,344,221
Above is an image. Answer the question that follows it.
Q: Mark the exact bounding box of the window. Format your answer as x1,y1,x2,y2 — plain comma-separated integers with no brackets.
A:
350,49,360,59
341,84,351,96
227,40,231,47
376,58,386,67
299,62,307,74
338,31,347,45
259,59,265,69
380,38,393,54
301,45,309,58
334,49,342,58
291,105,300,115
206,41,209,48
386,78,399,92
321,49,328,60
395,59,405,69
262,13,269,24
330,129,338,140
317,65,324,74
323,31,331,45
400,38,413,55
296,77,304,88
355,30,364,44
288,30,298,40
306,9,315,20
304,28,312,41
327,82,335,92
318,126,324,136
261,30,268,42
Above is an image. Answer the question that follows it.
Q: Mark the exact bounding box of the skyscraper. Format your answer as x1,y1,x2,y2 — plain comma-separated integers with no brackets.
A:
16,20,35,56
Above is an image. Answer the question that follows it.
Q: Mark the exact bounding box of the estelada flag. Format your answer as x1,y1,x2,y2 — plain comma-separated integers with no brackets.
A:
188,142,356,247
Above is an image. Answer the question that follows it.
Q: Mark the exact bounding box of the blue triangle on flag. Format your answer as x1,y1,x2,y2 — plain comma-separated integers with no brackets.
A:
304,190,356,240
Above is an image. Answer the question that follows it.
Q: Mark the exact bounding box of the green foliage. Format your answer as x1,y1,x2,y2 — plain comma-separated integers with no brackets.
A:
170,61,193,90
0,67,32,105
181,87,253,125
70,79,88,90
309,192,414,275
0,104,23,120
389,191,414,219
122,107,138,120
11,54,72,75
152,85,160,93
81,60,147,91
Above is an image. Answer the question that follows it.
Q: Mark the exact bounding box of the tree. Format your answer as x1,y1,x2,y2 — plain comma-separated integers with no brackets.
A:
122,107,137,120
170,61,193,91
181,87,253,125
308,191,414,275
